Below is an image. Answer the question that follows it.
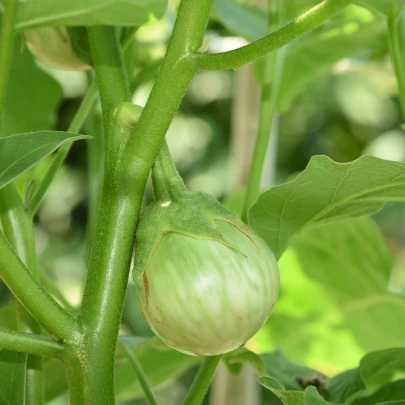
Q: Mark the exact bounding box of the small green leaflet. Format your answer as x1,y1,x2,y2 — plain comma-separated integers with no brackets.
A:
0,131,90,190
249,155,405,259
258,377,340,405
222,347,266,375
10,0,167,31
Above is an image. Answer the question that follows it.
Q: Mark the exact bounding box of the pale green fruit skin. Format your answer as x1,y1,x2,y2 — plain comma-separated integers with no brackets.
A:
24,27,90,71
142,220,279,356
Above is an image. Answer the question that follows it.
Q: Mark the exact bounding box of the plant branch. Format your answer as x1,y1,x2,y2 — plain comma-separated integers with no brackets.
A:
27,81,98,217
122,345,159,405
0,232,79,341
242,0,286,222
195,0,356,71
74,2,215,402
0,328,64,359
387,2,405,117
183,356,222,405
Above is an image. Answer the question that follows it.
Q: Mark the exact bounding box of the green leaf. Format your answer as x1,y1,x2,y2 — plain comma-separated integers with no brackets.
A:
260,351,324,391
13,0,168,31
326,368,364,403
0,131,91,190
0,350,26,405
115,337,199,400
253,247,365,373
249,155,405,259
258,376,305,405
328,348,405,403
294,218,405,352
223,347,266,375
304,386,341,405
1,36,62,138
377,402,405,405
353,380,405,405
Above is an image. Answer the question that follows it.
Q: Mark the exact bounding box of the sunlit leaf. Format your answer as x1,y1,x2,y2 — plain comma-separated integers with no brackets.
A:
0,131,91,190
294,218,405,352
249,155,405,259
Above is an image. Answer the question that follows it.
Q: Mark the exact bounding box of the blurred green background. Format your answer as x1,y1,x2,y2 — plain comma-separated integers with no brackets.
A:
1,0,405,404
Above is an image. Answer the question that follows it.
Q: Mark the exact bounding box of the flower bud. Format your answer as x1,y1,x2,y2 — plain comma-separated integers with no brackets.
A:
23,27,91,71
133,191,279,356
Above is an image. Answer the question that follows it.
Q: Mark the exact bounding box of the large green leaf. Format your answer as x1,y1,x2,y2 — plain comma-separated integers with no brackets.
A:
252,218,403,375
9,0,167,31
1,37,62,138
294,218,405,352
253,247,365,373
0,350,26,405
0,131,90,190
249,155,405,259
327,348,405,403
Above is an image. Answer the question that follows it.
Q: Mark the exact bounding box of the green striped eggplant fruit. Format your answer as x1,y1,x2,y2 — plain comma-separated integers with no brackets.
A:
133,191,279,356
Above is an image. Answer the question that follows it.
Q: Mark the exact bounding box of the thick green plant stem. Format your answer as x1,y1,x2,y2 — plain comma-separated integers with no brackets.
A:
152,141,187,200
28,82,98,217
0,328,64,359
122,346,159,405
242,0,286,222
73,1,214,403
0,232,78,340
388,3,405,116
195,0,356,70
183,356,222,405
